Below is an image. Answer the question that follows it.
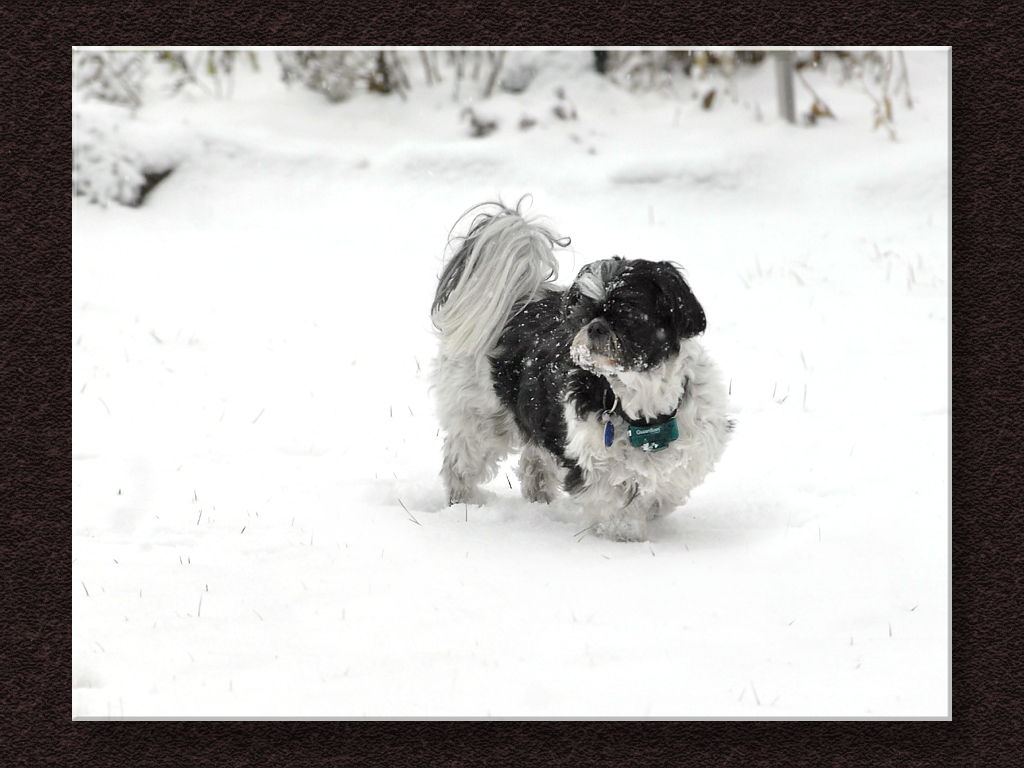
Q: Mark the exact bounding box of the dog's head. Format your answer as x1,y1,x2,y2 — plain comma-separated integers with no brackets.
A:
566,257,706,375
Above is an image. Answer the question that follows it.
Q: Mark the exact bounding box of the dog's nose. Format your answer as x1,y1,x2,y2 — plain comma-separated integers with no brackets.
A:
588,319,611,341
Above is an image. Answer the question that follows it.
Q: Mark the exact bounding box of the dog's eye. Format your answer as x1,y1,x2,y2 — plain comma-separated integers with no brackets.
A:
630,309,651,324
606,303,648,326
565,288,599,319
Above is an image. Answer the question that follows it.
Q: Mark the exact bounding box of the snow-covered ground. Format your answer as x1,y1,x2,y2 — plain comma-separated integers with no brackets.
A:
72,49,950,718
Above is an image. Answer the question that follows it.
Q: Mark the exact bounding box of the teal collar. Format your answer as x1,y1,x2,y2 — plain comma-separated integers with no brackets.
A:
602,377,687,452
627,419,679,452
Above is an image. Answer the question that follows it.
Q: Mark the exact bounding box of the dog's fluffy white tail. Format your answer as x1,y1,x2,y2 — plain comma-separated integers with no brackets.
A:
431,201,566,359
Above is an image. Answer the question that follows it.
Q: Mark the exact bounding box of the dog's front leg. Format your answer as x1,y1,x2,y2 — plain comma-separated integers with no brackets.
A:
516,441,562,504
576,480,650,542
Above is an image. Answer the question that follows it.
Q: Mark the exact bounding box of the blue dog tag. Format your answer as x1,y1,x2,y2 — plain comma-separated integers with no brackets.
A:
604,421,614,447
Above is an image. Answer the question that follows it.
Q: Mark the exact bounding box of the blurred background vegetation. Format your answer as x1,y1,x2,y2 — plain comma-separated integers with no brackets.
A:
72,48,914,207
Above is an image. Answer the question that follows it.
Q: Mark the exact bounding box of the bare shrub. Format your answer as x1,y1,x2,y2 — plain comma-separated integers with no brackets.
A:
72,112,147,206
797,50,913,139
156,50,257,99
74,51,148,109
603,50,695,93
277,51,409,102
442,51,506,100
601,49,765,110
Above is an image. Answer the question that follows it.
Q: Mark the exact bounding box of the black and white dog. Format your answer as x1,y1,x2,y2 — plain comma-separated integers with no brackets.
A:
431,200,732,541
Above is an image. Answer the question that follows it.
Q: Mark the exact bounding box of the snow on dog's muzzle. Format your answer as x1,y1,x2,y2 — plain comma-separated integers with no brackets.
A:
571,319,623,373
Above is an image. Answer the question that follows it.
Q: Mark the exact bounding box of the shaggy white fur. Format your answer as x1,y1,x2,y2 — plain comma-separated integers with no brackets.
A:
431,203,732,541
431,352,520,505
432,213,560,360
562,339,732,541
432,338,732,540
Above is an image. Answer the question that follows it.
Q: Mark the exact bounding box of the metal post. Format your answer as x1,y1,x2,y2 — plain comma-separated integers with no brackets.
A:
775,51,796,124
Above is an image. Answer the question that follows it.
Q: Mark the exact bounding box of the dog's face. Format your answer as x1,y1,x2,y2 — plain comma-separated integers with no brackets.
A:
566,258,706,375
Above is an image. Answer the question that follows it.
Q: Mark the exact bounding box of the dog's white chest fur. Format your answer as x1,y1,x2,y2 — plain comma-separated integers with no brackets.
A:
563,339,732,537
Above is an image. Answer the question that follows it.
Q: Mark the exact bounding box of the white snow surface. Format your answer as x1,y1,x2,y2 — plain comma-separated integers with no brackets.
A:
72,49,950,718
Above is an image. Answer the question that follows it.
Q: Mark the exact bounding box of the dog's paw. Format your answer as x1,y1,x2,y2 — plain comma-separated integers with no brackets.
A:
523,487,557,504
447,486,484,507
520,475,559,504
593,515,649,542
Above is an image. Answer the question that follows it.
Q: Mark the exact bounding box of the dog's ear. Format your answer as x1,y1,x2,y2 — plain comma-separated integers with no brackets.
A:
653,262,706,338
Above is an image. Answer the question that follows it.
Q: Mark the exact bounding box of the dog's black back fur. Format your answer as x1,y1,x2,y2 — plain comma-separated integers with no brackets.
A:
489,288,576,464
